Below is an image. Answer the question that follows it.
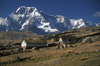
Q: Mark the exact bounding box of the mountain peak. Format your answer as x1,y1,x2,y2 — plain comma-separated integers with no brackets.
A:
17,6,37,10
16,6,37,14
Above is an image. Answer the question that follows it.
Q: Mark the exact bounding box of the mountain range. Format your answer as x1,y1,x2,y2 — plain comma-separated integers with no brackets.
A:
0,6,99,35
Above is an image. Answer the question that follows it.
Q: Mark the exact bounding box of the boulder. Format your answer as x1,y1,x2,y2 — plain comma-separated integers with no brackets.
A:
82,37,94,44
57,43,66,49
72,44,77,47
93,36,100,41
67,44,73,47
96,49,100,52
31,47,40,51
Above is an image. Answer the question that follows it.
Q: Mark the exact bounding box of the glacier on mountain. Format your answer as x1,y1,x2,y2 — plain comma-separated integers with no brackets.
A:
70,19,86,29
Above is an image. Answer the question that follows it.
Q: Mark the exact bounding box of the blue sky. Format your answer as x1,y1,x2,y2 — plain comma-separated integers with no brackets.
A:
0,0,100,23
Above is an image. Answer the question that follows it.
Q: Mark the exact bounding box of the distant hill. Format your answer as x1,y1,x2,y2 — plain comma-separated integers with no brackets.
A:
0,27,100,45
0,31,43,45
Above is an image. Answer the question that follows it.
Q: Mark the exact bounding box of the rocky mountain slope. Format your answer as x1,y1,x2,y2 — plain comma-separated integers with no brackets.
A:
44,27,100,42
0,6,98,35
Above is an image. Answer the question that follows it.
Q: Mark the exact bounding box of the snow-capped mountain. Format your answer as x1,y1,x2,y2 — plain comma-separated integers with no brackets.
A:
96,23,100,27
70,19,96,29
0,6,98,35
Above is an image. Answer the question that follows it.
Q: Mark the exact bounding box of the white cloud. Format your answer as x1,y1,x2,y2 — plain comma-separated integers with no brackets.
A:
10,14,19,21
0,17,8,25
93,12,100,17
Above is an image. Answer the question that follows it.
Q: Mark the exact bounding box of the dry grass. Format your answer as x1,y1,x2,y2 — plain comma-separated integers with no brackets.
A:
0,31,43,45
22,38,47,44
1,50,100,66
0,41,100,66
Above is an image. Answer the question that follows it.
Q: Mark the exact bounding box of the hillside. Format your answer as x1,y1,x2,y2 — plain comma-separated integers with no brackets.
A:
0,31,42,45
0,26,100,45
44,27,100,41
0,27,100,66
